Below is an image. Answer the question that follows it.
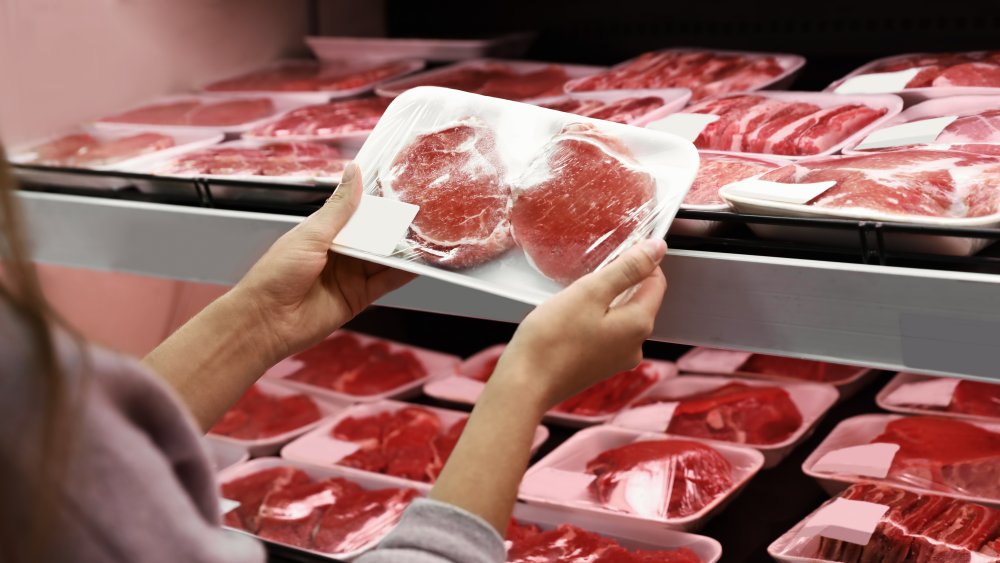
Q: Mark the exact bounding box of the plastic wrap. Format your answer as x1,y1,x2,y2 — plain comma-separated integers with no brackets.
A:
804,414,1000,506
201,59,424,100
564,48,805,102
768,483,1000,563
281,399,548,490
375,59,605,101
669,92,901,158
827,51,1000,104
613,376,837,467
218,458,420,560
346,86,697,305
243,97,390,145
422,343,678,427
529,88,692,126
266,330,460,403
519,426,763,531
877,373,1000,422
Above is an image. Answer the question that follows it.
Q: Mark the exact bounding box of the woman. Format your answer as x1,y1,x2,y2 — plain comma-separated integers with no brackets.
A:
0,155,667,562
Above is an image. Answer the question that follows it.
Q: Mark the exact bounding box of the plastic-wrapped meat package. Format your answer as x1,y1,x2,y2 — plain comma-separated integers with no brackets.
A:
682,94,888,157
286,333,429,396
506,521,703,562
949,379,1000,418
221,466,418,555
23,132,176,167
757,149,1000,219
864,51,1000,89
246,97,390,141
566,49,798,102
849,97,1000,156
158,142,346,178
636,382,803,445
540,96,666,124
381,62,572,101
770,483,1000,563
586,440,734,519
205,60,419,93
209,384,321,440
100,98,276,127
553,363,661,416
684,153,790,206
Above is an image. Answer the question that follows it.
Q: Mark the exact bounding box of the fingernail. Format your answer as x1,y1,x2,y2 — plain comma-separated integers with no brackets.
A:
640,238,667,262
340,162,358,185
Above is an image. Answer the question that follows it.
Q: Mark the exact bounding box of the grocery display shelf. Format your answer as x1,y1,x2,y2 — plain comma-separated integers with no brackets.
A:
15,166,1000,382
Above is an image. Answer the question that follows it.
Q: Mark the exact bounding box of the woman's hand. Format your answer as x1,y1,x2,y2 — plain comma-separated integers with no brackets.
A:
232,163,416,365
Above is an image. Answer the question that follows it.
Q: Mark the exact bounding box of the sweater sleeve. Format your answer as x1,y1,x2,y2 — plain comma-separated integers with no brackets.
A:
356,499,507,563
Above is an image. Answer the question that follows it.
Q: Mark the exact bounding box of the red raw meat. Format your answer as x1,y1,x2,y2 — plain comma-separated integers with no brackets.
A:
684,95,886,156
639,382,802,445
256,478,363,547
863,51,1000,89
430,418,468,479
101,98,275,126
378,117,514,268
511,122,657,284
933,62,1000,87
870,417,1000,498
394,63,572,101
935,109,1000,146
221,467,311,532
287,335,428,396
28,132,175,167
542,98,606,116
313,487,418,554
207,61,412,93
949,379,1000,418
507,523,703,562
554,362,660,416
586,439,734,519
759,149,1000,218
101,100,201,125
209,384,321,440
542,96,666,124
468,355,502,382
568,50,785,102
164,142,345,178
30,133,100,165
684,153,782,206
289,333,368,384
247,97,390,139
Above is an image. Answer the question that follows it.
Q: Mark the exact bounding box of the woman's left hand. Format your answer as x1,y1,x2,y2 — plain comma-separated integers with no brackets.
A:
232,162,416,364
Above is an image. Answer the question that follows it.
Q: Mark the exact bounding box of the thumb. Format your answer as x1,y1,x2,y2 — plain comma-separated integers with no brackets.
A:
301,162,362,246
579,238,667,304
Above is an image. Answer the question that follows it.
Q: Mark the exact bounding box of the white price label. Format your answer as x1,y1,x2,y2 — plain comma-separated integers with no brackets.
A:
521,468,596,502
834,68,922,94
332,194,420,256
797,498,890,546
612,402,678,433
722,178,837,205
854,116,959,150
884,378,960,408
812,443,900,478
219,497,241,514
645,113,720,142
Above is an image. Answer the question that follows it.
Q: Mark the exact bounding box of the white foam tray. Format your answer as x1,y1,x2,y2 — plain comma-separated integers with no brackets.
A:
204,436,250,473
280,399,549,492
610,375,838,468
876,372,1000,423
306,32,536,63
518,425,764,532
527,88,692,127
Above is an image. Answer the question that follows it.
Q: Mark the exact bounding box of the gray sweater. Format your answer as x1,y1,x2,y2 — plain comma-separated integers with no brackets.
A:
0,308,505,562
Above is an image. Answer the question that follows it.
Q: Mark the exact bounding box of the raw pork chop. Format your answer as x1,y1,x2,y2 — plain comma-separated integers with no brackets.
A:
378,117,514,269
871,416,1000,498
28,132,174,167
209,384,321,440
511,122,657,284
247,97,389,139
586,439,733,519
554,362,660,416
206,61,413,92
759,149,1000,218
506,523,702,563
163,142,346,178
860,51,1000,89
286,333,428,396
684,153,784,206
638,382,802,445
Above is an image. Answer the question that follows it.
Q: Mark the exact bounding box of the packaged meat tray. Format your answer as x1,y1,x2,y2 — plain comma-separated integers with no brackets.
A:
768,483,1000,562
423,343,678,427
844,95,1000,156
206,381,349,457
280,400,549,491
518,425,764,531
217,457,421,560
671,151,793,237
827,50,1000,104
8,128,224,192
529,88,692,127
653,91,901,159
204,437,250,473
201,59,425,101
876,372,1000,423
611,375,838,468
92,94,317,135
677,347,875,399
243,97,390,145
719,149,1000,256
265,330,461,403
375,59,606,102
342,86,698,305
506,502,722,562
564,48,806,102
802,414,1000,508
306,32,536,63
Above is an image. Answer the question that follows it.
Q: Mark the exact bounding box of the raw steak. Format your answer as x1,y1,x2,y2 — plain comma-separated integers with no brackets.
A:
554,362,660,416
28,132,174,167
540,96,666,124
759,149,1000,218
638,382,803,445
949,379,1000,418
101,98,275,126
586,439,734,519
377,117,514,269
247,97,389,139
206,61,413,92
393,63,572,101
506,523,703,563
29,133,99,164
209,384,322,440
736,353,861,383
286,333,428,396
871,416,1000,498
568,50,785,101
313,487,418,554
221,467,311,532
511,122,657,284
256,478,363,547
864,51,1000,89
683,95,886,156
163,142,346,177
684,153,784,206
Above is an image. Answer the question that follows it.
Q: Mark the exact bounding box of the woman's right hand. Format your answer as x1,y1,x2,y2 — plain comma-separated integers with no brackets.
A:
491,238,668,414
